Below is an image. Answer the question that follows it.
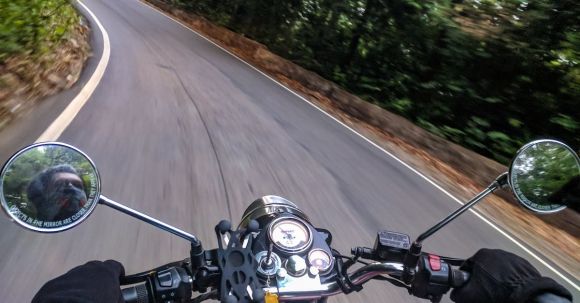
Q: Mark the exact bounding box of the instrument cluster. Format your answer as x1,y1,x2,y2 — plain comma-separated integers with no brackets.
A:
253,215,336,288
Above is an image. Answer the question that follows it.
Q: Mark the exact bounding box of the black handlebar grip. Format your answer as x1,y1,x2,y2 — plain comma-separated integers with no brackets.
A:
450,269,470,288
122,283,150,303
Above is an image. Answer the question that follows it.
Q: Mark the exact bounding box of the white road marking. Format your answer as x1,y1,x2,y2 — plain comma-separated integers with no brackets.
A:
36,0,111,142
139,1,579,290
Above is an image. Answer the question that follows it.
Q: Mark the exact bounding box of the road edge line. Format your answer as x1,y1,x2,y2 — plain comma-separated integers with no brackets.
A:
36,0,111,142
138,0,579,290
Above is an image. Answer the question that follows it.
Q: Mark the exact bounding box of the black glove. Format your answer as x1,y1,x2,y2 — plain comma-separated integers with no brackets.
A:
32,260,125,303
450,249,572,303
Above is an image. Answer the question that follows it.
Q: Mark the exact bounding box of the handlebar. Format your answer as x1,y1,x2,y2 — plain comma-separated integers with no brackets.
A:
121,265,192,303
262,261,469,301
121,260,469,302
122,283,150,303
450,268,470,288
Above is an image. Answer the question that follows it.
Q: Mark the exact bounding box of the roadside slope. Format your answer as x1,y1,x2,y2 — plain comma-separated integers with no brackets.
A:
0,1,91,131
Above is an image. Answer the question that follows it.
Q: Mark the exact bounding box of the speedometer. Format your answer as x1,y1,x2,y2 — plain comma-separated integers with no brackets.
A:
268,218,312,253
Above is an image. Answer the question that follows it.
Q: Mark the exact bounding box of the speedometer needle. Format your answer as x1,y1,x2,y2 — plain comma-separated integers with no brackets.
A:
280,229,295,239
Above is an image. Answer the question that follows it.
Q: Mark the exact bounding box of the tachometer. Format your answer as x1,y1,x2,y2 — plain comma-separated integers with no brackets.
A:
268,218,312,253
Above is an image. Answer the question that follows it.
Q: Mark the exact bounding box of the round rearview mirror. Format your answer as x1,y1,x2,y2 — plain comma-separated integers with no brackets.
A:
509,139,580,213
0,142,101,232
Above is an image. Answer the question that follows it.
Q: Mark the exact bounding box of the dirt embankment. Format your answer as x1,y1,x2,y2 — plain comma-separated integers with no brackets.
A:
144,0,579,277
0,14,91,131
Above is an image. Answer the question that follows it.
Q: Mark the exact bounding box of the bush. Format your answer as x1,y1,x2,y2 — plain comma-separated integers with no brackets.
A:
0,0,80,61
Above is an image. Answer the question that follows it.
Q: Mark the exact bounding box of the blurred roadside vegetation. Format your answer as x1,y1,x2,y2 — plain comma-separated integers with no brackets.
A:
168,0,579,164
0,0,80,62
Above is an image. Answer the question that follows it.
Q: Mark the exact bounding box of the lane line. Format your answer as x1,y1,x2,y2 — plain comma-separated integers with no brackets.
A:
36,0,111,142
138,1,579,289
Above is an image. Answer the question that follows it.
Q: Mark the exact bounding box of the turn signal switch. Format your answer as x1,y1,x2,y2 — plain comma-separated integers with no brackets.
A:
153,267,192,302
410,254,470,303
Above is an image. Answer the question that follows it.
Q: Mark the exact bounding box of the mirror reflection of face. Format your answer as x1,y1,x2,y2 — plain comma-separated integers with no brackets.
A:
0,143,100,232
50,172,84,192
510,141,580,212
29,167,88,222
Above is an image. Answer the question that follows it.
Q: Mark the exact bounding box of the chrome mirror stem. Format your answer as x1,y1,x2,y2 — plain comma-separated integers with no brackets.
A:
403,173,508,284
99,195,199,244
415,173,508,244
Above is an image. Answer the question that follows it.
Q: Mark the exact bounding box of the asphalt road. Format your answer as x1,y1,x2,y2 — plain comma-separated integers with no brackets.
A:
0,0,577,302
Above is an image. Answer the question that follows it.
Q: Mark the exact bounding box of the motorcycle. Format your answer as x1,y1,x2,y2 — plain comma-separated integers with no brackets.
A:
0,139,578,303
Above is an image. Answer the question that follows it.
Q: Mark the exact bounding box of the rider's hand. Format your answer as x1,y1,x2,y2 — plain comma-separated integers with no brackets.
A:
450,249,572,303
32,260,125,303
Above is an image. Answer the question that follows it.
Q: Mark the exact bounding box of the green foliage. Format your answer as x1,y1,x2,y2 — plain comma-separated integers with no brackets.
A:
512,142,580,210
169,0,578,164
0,0,79,61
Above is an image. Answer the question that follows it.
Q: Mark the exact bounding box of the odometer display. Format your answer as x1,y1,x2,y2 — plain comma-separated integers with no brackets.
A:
268,218,311,253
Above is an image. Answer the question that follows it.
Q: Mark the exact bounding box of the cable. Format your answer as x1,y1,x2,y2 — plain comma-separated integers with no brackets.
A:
334,253,371,266
190,290,218,303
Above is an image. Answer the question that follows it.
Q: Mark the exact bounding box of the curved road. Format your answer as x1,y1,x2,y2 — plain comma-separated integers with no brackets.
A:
0,0,577,302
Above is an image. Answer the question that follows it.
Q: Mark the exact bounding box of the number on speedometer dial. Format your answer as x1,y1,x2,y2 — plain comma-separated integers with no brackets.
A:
269,218,311,252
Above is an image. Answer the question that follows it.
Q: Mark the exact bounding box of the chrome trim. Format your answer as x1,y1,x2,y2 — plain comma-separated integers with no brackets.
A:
264,262,404,301
349,262,405,284
0,142,101,233
268,216,313,254
284,255,307,277
415,176,503,244
255,251,282,277
99,196,199,244
239,195,309,228
264,281,341,301
509,139,579,214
